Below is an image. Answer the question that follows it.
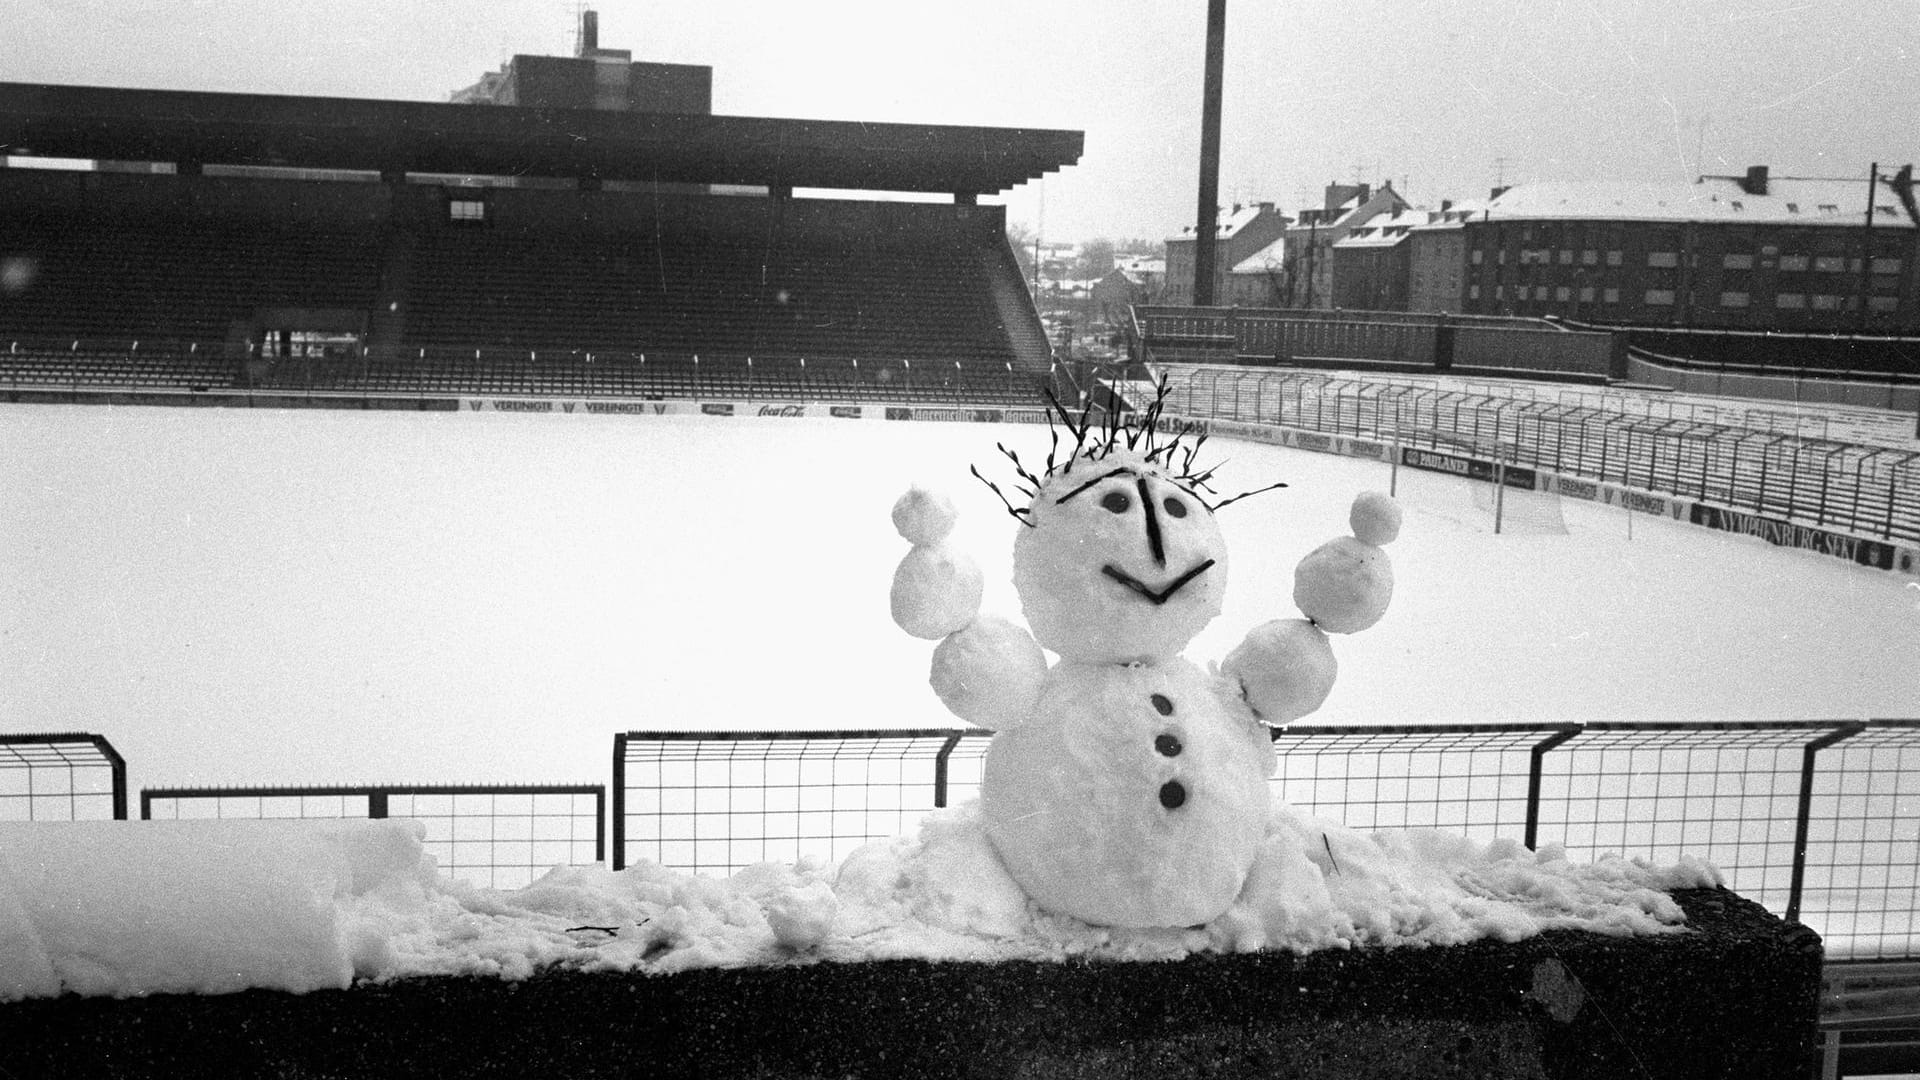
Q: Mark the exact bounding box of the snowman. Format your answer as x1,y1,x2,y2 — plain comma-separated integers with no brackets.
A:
889,399,1401,928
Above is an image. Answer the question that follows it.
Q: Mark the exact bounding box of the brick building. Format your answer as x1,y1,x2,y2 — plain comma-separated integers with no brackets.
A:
1459,167,1919,331
1278,182,1410,309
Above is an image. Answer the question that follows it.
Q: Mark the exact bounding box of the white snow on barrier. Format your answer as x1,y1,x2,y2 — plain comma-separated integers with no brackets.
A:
0,804,1719,1001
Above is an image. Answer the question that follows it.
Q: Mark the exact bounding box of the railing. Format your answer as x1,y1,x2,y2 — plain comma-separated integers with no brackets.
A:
0,338,1052,406
140,782,605,890
0,732,127,821
1162,364,1920,544
612,720,1920,961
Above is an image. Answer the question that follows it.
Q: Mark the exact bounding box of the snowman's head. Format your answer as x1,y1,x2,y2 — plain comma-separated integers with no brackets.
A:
1011,446,1230,663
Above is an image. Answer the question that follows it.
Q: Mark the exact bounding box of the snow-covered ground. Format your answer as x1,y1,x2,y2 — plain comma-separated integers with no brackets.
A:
2,403,1913,795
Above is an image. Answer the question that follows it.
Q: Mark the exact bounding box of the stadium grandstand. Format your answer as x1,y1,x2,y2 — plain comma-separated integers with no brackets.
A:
0,79,1081,405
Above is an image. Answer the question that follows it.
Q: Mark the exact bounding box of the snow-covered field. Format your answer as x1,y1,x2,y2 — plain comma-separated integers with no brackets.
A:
1,400,1915,1000
2,402,1915,794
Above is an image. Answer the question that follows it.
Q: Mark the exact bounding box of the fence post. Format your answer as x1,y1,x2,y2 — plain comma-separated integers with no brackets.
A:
1524,725,1581,850
933,734,963,808
92,734,128,821
611,734,628,871
1786,722,1865,923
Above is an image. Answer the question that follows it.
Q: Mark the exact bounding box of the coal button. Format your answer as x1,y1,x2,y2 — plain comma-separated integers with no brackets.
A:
1155,733,1182,757
1158,780,1187,809
1150,693,1173,716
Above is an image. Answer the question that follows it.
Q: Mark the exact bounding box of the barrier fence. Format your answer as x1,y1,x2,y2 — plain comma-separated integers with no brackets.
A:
615,720,1920,961
0,732,127,821
1161,364,1920,545
140,782,605,890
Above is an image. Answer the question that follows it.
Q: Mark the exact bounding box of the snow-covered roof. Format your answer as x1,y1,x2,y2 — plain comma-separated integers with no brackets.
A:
1167,203,1285,243
1485,176,1916,228
1229,235,1285,274
1408,198,1492,232
1332,207,1427,249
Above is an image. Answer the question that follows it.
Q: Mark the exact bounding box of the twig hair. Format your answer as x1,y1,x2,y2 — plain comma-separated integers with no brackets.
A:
975,375,1286,526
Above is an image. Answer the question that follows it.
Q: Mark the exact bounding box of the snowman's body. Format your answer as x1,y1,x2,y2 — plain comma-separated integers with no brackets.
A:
982,658,1275,927
891,438,1397,929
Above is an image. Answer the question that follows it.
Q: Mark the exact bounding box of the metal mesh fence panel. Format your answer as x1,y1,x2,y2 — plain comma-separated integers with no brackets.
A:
1800,721,1920,960
1529,722,1828,921
614,730,991,876
0,733,126,821
140,783,604,890
1269,724,1572,839
611,721,1917,961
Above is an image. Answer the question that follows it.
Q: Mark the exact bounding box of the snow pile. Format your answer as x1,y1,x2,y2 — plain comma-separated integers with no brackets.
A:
0,806,1720,1001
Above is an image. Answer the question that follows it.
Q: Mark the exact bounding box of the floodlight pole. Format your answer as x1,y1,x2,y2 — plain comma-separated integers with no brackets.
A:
1192,0,1227,307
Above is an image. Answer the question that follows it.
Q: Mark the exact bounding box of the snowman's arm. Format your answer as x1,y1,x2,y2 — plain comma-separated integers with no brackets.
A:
889,486,1045,730
928,616,1047,731
1223,492,1402,728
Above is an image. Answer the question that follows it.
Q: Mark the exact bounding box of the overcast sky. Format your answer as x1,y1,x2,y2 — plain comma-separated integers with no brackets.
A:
6,0,1915,244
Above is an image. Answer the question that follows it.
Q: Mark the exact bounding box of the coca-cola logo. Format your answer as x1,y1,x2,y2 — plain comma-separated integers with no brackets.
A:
758,405,806,418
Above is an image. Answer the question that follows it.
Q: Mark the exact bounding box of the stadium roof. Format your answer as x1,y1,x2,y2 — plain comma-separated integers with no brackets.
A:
0,83,1082,197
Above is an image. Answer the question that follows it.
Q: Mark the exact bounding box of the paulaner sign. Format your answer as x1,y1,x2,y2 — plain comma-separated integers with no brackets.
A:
1400,448,1538,491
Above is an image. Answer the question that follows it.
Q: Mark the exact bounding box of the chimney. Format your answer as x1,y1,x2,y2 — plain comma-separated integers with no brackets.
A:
1741,165,1769,196
578,9,599,57
1441,199,1454,212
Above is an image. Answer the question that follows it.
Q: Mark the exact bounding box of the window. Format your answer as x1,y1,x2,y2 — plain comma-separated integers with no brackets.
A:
1813,256,1847,273
1603,288,1620,303
1606,250,1623,266
1870,296,1900,313
1581,250,1598,265
1579,286,1596,302
448,197,487,223
1555,286,1571,301
1534,285,1550,301
1779,255,1809,272
1495,285,1505,300
1470,249,1484,265
1811,294,1841,311
1722,253,1753,270
1870,257,1903,275
1817,203,1840,214
1558,249,1573,265
1775,293,1806,309
1468,284,1481,300
1719,291,1749,308
1645,289,1676,305
1648,251,1679,268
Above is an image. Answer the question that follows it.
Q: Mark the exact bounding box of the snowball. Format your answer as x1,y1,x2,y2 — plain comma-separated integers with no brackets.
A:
1293,536,1394,634
890,543,983,640
891,487,958,546
981,659,1274,927
1349,491,1402,546
929,614,1047,730
1221,618,1337,726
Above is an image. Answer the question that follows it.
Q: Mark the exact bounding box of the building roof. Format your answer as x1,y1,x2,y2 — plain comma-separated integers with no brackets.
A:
1483,175,1916,228
1332,206,1427,249
0,82,1082,196
1168,202,1285,243
1229,236,1285,274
